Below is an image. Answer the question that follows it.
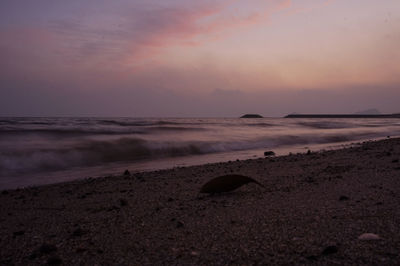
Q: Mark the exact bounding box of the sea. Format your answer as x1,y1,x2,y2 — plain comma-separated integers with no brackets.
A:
1,117,399,189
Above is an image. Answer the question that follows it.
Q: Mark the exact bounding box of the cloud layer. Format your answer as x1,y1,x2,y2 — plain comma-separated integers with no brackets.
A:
0,0,399,116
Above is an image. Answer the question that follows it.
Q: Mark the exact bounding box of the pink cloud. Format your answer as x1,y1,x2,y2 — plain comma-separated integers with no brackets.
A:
119,0,293,65
0,1,294,73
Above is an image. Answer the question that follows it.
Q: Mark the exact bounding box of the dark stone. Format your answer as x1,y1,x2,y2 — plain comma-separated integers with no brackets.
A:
0,258,13,265
16,195,25,200
119,198,128,206
305,176,315,183
322,245,338,255
240,114,263,118
1,190,9,195
392,159,399,163
39,243,57,254
29,252,38,260
124,169,130,176
306,255,319,261
107,205,120,211
307,150,311,155
339,196,349,201
76,248,87,253
47,255,62,265
72,228,86,237
264,151,275,156
13,230,25,237
176,221,184,228
167,197,174,202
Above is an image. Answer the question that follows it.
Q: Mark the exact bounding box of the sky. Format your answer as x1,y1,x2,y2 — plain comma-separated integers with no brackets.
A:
0,0,399,117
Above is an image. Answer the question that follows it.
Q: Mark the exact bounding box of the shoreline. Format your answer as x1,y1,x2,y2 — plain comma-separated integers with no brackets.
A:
1,136,394,191
1,137,400,264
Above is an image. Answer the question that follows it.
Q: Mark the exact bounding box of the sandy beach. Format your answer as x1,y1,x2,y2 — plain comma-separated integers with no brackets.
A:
1,137,400,265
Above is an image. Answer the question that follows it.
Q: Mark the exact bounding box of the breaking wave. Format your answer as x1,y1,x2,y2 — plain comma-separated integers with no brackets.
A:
1,117,399,181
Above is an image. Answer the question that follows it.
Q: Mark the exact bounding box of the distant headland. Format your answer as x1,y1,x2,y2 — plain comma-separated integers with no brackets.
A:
285,113,400,118
240,114,263,118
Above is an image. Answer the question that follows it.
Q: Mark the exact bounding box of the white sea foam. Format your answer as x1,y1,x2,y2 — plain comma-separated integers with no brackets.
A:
1,117,399,189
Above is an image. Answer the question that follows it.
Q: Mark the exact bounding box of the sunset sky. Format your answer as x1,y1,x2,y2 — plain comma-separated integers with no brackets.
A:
1,0,399,117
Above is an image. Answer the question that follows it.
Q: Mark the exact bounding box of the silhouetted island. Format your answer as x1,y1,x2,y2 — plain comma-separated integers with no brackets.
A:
285,113,400,118
240,114,263,118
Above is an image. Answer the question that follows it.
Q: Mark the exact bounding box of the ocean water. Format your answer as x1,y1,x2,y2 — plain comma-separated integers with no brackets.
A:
1,117,399,189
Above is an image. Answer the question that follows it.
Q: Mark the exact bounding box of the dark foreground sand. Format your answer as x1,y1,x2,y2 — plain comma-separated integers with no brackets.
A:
1,138,400,265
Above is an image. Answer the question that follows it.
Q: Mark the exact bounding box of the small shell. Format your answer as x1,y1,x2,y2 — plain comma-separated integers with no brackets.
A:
358,233,381,240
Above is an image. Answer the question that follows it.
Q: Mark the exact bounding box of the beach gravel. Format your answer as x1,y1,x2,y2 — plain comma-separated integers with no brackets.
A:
1,138,400,265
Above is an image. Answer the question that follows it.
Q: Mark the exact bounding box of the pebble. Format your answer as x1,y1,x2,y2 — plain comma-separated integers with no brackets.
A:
39,243,58,254
322,245,338,255
264,151,275,156
13,230,25,237
339,196,349,201
358,233,381,240
47,255,62,265
176,221,184,228
29,252,38,260
119,198,128,206
72,228,86,237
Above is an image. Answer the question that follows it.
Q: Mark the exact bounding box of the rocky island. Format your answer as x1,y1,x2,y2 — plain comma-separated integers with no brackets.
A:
240,114,263,118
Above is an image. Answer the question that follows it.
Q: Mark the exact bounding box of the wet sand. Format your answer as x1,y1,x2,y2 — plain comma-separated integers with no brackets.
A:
1,137,400,265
